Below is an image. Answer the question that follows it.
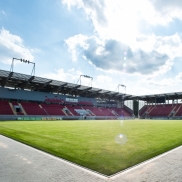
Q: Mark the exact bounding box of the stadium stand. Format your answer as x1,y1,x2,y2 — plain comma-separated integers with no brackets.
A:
11,101,24,115
44,97,64,104
139,103,182,118
139,105,154,118
174,104,182,116
21,102,47,115
139,105,146,116
4,68,182,120
78,101,93,106
0,100,14,115
149,105,162,117
111,108,132,117
99,107,115,116
171,104,181,116
157,104,174,117
65,105,82,116
41,103,66,116
0,69,135,120
82,106,104,116
81,106,95,116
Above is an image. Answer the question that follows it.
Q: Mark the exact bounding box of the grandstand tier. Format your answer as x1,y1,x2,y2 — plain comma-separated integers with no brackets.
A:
0,100,14,115
21,102,47,115
139,104,182,118
41,103,66,116
0,101,132,117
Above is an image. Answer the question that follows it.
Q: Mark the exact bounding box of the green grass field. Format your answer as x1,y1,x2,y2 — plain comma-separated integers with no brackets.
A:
0,119,182,175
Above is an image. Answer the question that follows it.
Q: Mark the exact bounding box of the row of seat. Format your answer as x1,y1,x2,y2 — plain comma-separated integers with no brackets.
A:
0,100,14,115
0,100,132,117
140,104,182,117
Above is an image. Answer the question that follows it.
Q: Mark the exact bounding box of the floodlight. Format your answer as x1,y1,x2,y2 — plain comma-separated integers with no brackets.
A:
10,58,35,76
77,75,93,86
115,84,126,94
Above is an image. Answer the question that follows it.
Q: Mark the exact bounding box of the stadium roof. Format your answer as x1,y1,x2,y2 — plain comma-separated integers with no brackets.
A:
1,69,181,102
0,70,132,101
131,92,182,102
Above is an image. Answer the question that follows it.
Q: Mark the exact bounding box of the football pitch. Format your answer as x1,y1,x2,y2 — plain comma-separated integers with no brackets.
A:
0,119,182,175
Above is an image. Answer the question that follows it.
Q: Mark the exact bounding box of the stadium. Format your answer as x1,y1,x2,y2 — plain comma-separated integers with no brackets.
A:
1,1,182,180
1,61,182,121
0,59,182,181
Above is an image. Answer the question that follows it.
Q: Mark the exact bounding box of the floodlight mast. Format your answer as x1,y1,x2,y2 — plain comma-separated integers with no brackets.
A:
115,84,126,95
77,75,93,86
10,58,35,76
115,84,126,117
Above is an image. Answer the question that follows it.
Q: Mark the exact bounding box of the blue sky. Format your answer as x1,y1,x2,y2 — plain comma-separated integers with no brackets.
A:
1,0,182,95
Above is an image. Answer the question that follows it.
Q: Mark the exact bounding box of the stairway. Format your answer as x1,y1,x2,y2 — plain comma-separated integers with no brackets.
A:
18,103,27,115
9,102,17,115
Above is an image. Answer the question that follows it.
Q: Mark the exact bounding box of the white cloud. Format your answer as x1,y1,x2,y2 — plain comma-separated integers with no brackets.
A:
127,74,182,95
136,33,182,59
65,34,89,61
78,74,114,89
0,28,34,64
65,35,177,76
62,0,182,95
62,0,83,10
94,75,114,89
175,72,182,81
63,0,182,77
148,78,177,87
134,72,182,95
43,68,82,84
149,0,182,25
62,0,182,41
96,75,112,83
62,0,182,48
63,0,141,44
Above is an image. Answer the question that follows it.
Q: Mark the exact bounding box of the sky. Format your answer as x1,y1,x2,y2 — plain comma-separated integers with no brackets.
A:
1,0,182,96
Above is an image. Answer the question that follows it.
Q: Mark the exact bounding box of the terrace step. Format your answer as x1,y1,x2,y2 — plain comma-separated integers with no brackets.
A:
18,103,27,115
9,102,16,115
174,104,182,116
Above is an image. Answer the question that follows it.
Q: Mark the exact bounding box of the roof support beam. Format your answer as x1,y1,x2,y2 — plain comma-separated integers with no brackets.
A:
54,83,68,93
103,91,111,95
79,87,92,95
108,92,119,99
35,80,52,91
1,72,13,87
86,89,102,97
18,76,35,89
70,85,81,93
